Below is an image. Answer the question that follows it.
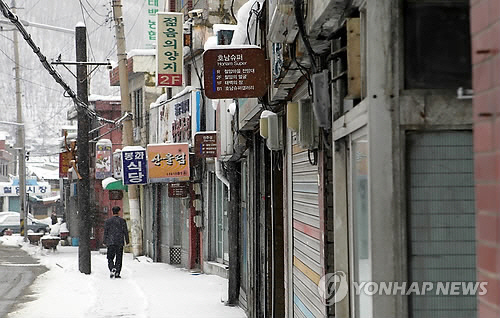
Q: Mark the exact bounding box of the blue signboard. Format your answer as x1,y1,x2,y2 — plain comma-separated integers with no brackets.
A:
122,149,148,185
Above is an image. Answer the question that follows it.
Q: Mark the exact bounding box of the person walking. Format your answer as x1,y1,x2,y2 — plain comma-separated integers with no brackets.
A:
104,206,129,278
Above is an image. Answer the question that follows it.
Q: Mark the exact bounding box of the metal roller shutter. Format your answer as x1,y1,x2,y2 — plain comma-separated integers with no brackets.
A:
292,137,325,318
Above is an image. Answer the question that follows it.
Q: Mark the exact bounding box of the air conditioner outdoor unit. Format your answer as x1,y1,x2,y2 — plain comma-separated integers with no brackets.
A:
298,99,319,150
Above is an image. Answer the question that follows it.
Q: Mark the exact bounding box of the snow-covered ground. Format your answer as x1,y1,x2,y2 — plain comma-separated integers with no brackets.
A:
0,235,246,318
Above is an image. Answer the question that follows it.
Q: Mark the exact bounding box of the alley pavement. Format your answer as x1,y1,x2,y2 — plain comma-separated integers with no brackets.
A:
0,235,245,318
0,242,47,318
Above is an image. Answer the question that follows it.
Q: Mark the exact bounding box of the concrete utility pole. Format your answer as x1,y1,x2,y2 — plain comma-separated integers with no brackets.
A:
112,0,142,257
11,0,27,241
76,23,91,274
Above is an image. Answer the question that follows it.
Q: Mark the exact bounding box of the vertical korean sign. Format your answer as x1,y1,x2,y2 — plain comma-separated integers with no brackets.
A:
146,0,160,49
157,12,183,87
122,148,148,185
147,143,190,183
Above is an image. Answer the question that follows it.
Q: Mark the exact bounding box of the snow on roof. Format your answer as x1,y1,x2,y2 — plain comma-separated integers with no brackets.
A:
28,165,59,180
213,23,238,33
128,49,156,57
150,86,196,109
204,36,218,50
89,94,121,102
122,145,146,151
231,0,265,45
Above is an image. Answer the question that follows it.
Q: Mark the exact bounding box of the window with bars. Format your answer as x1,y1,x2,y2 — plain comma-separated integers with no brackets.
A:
134,89,143,128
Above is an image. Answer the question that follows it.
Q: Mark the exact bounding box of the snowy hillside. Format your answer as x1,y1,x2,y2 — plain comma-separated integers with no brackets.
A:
0,0,162,156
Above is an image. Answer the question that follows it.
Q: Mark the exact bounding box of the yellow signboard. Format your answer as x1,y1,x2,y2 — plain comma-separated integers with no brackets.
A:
147,143,190,182
156,12,183,87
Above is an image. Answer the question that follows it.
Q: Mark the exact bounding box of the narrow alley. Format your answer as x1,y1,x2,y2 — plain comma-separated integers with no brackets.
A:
1,236,245,318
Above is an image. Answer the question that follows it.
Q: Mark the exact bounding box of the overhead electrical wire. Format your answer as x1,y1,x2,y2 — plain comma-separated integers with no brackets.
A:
83,0,109,18
0,0,116,124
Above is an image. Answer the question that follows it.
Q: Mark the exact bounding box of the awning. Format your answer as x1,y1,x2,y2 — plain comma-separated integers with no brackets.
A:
102,177,127,191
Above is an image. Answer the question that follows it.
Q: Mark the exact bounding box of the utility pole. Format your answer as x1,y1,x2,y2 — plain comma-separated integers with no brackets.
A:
11,0,26,241
76,22,91,274
112,0,142,257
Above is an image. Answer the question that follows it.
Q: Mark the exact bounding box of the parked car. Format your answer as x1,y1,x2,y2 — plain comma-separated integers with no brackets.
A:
0,212,50,236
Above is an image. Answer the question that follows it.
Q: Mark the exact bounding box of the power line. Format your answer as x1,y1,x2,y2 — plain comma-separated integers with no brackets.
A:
0,0,115,125
0,44,35,70
83,0,109,18
25,0,42,14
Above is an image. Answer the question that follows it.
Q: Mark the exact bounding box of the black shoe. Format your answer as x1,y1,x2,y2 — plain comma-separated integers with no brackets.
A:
115,274,121,278
110,268,116,278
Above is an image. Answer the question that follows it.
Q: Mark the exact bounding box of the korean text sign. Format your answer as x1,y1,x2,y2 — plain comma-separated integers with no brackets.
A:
122,149,148,185
146,0,161,49
156,12,183,87
147,143,190,183
203,47,268,99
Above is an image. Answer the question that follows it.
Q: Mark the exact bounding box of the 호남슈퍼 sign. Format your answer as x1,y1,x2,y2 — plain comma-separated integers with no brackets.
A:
203,47,269,99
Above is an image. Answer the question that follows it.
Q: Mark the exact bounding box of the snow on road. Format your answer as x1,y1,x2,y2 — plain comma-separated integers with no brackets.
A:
0,236,246,318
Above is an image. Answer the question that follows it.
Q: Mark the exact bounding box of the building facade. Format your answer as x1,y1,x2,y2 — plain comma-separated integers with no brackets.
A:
471,0,500,316
100,0,493,317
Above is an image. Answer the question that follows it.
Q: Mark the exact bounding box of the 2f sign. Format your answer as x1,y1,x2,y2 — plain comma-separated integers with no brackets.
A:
158,74,182,86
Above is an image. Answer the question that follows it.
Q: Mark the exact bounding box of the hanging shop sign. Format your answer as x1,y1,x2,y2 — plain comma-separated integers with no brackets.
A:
113,149,123,179
168,182,189,197
156,89,201,144
121,147,148,185
194,132,217,158
203,47,269,99
147,143,190,183
95,139,112,180
156,12,184,87
59,151,73,178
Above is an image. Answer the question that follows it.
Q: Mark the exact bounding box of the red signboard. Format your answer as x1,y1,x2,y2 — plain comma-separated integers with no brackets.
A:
59,151,73,178
203,47,269,99
194,132,218,158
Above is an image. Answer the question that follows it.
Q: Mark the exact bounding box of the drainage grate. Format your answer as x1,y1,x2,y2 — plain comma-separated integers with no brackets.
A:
170,246,181,264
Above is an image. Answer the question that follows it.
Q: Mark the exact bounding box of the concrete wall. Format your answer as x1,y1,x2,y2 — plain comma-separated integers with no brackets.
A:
471,0,500,316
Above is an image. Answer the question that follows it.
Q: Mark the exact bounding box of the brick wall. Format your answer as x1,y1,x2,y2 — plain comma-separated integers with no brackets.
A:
471,0,500,316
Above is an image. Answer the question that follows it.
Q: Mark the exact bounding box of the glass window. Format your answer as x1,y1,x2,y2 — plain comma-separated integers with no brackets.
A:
404,0,471,89
350,132,371,317
216,178,229,263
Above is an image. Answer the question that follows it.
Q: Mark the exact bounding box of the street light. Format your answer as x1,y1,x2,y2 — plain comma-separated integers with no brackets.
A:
0,120,27,241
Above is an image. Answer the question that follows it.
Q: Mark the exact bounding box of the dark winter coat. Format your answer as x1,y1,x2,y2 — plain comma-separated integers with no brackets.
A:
104,216,129,246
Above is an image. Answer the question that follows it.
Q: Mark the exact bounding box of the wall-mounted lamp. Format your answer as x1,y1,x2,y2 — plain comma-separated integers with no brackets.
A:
259,110,273,139
260,110,283,151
